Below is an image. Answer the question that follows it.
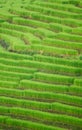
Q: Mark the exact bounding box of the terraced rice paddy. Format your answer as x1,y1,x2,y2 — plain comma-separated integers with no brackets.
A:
0,0,82,130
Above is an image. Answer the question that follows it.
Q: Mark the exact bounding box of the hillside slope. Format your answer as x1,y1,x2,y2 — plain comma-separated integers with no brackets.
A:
0,0,82,130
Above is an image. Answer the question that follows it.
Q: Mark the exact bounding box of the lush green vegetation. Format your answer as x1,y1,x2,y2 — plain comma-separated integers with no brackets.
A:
0,0,82,130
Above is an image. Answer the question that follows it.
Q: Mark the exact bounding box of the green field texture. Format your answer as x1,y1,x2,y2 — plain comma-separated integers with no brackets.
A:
0,0,82,130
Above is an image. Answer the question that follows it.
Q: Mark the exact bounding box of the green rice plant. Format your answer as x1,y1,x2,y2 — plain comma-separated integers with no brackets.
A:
0,34,33,53
0,96,51,111
1,48,81,67
42,60,80,75
8,43,29,53
0,88,82,107
0,10,16,22
80,55,82,60
0,45,5,51
20,80,68,93
0,63,37,74
50,23,72,33
78,1,82,7
1,22,36,35
34,72,74,85
20,80,82,96
0,27,23,38
72,27,82,35
51,93,82,107
34,0,69,3
0,33,27,52
69,0,81,6
49,0,81,6
0,18,4,23
10,58,81,76
0,70,33,80
35,28,56,38
12,12,82,28
0,75,19,82
0,115,64,130
9,7,31,17
35,0,82,4
0,2,82,130
0,88,59,101
0,58,21,66
0,27,41,45
25,11,61,25
13,17,49,29
55,32,82,43
74,79,82,87
24,4,81,20
23,9,57,24
13,5,79,30
0,27,23,37
0,58,36,69
62,18,82,27
34,54,82,68
0,51,33,60
69,86,82,96
0,106,82,129
43,38,82,51
26,4,82,27
52,102,82,117
25,4,52,15
10,7,48,24
22,33,41,44
29,44,78,57
1,22,41,44
34,1,82,14
0,32,23,44
0,80,18,89
0,0,6,4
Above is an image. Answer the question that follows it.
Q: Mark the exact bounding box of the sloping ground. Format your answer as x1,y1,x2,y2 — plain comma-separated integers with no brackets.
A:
0,0,82,130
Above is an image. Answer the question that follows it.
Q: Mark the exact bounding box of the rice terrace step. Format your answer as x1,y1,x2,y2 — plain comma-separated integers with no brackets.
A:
0,0,82,130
